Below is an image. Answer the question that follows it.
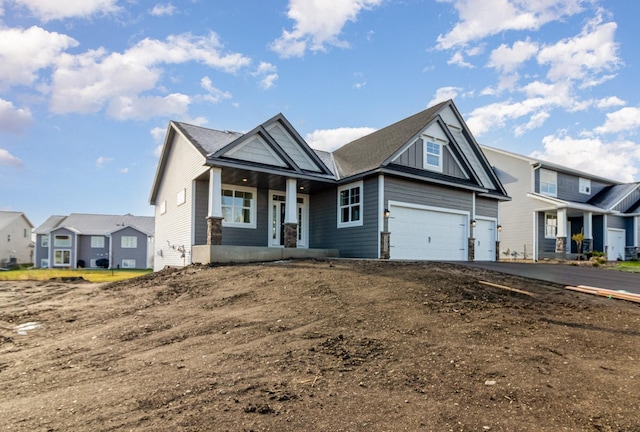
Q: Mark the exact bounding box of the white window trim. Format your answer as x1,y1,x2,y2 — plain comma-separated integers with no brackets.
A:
544,212,558,239
221,184,258,229
41,234,49,247
54,234,71,248
121,236,138,248
41,258,49,268
424,140,443,172
540,169,557,197
121,259,136,269
54,249,71,266
337,180,364,228
91,236,105,248
579,177,591,195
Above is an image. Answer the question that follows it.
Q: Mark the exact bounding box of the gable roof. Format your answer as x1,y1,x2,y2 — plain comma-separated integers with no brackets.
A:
0,211,33,231
588,183,640,212
35,213,154,236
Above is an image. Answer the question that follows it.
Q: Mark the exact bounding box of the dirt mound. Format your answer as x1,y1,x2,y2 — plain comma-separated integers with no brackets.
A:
1,260,639,431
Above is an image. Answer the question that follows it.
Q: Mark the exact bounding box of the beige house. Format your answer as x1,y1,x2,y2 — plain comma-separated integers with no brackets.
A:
0,211,34,267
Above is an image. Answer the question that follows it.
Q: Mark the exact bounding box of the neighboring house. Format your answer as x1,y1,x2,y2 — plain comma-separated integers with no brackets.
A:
482,146,640,261
149,99,509,271
34,213,154,269
0,211,34,267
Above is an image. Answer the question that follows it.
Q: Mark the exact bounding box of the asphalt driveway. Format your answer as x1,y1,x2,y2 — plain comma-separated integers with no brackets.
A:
454,261,640,295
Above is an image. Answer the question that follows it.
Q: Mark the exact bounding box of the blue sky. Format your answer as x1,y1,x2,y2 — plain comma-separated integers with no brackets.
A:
2,0,640,228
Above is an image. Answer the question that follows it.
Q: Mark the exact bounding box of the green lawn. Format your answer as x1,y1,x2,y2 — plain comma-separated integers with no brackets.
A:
612,261,640,273
0,268,152,283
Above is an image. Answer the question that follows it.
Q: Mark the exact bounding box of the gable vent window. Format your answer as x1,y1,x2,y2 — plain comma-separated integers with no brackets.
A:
424,141,443,172
579,178,591,195
337,181,363,228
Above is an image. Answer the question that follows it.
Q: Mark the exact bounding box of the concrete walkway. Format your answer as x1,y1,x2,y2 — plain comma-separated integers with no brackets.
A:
454,261,640,295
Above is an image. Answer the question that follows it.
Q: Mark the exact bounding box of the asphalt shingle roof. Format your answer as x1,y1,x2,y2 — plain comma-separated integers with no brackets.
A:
174,122,243,156
34,214,154,236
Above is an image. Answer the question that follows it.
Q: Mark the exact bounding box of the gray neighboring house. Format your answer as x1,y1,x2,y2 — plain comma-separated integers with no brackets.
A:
34,213,154,269
0,211,34,267
149,99,509,271
482,146,640,261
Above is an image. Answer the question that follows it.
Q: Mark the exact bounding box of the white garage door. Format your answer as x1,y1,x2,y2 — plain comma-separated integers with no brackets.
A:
474,219,496,261
388,204,467,260
607,228,625,261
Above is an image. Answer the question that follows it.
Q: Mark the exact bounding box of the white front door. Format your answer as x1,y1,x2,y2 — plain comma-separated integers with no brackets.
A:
475,219,496,261
607,228,625,261
269,192,308,248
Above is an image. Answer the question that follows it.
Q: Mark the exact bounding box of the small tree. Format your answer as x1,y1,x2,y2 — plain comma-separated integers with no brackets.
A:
572,231,584,260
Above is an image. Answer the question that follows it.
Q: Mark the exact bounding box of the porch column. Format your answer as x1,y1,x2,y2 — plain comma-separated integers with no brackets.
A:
555,208,567,255
206,167,223,246
583,212,593,253
284,178,298,248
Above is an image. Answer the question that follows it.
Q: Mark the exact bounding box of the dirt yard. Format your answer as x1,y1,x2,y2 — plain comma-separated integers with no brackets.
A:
1,260,639,431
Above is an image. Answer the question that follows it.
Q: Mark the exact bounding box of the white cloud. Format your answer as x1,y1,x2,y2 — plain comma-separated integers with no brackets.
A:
466,98,547,136
428,86,462,106
10,0,120,22
305,127,376,152
96,156,113,168
0,99,33,134
271,0,383,58
49,32,251,118
0,26,77,88
150,3,176,16
593,107,640,135
537,14,620,85
0,148,23,168
595,96,625,109
200,76,232,103
251,62,278,90
514,110,549,136
119,167,129,174
436,0,585,50
447,51,474,68
531,133,640,182
488,39,539,74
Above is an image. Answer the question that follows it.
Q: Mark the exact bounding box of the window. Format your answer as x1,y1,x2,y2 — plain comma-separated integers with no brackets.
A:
121,259,136,268
54,249,71,266
54,234,71,247
177,188,186,206
338,181,363,228
540,169,557,197
424,141,443,171
24,228,28,238
90,259,98,268
41,235,49,247
41,258,49,268
160,200,167,215
221,185,256,228
579,178,591,194
545,212,558,238
91,236,105,248
121,236,137,248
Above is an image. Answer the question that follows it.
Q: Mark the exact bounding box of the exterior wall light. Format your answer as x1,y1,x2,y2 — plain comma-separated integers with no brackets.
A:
384,208,391,218
471,219,476,228
497,225,502,232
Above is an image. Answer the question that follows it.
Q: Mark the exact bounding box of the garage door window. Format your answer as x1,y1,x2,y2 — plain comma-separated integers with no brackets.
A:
338,181,363,228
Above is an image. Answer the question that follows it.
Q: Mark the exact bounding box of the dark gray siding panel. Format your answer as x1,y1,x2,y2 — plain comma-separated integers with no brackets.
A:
607,215,626,230
76,235,109,267
625,218,635,245
593,215,604,251
112,227,148,268
309,178,379,258
222,187,269,246
35,234,48,267
385,177,472,212
476,197,498,218
194,180,208,245
535,169,611,203
615,189,640,212
50,228,76,267
537,212,556,258
395,139,465,179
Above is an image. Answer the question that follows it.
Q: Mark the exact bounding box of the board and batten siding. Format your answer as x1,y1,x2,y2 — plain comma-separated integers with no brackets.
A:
309,177,379,258
482,148,538,260
534,170,610,203
154,132,209,270
613,188,640,212
394,138,466,179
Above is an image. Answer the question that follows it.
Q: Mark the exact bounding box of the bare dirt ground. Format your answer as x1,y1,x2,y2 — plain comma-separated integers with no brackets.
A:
1,260,640,432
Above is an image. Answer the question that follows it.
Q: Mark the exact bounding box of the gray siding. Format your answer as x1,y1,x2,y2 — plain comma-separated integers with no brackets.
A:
35,234,48,267
593,215,604,252
194,180,209,246
534,170,611,203
537,213,556,259
309,178,379,258
607,215,626,230
395,139,466,179
76,235,109,268
50,228,76,268
614,189,640,212
112,227,149,269
476,197,498,218
222,188,270,246
625,218,635,245
385,176,472,212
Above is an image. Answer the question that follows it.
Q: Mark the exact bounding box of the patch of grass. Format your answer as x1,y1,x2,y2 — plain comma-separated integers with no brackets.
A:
0,268,152,283
611,261,640,273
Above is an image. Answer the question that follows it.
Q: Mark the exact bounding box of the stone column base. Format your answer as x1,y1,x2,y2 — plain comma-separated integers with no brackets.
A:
495,241,500,262
283,223,298,248
468,237,475,261
206,216,223,245
380,232,390,259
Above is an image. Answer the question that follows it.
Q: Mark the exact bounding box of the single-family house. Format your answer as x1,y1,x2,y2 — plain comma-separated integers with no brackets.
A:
34,213,154,269
149,99,509,270
482,146,640,261
0,211,34,267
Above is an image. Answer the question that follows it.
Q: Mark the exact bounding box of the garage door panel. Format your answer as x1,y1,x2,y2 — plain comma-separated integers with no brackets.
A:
389,204,467,261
